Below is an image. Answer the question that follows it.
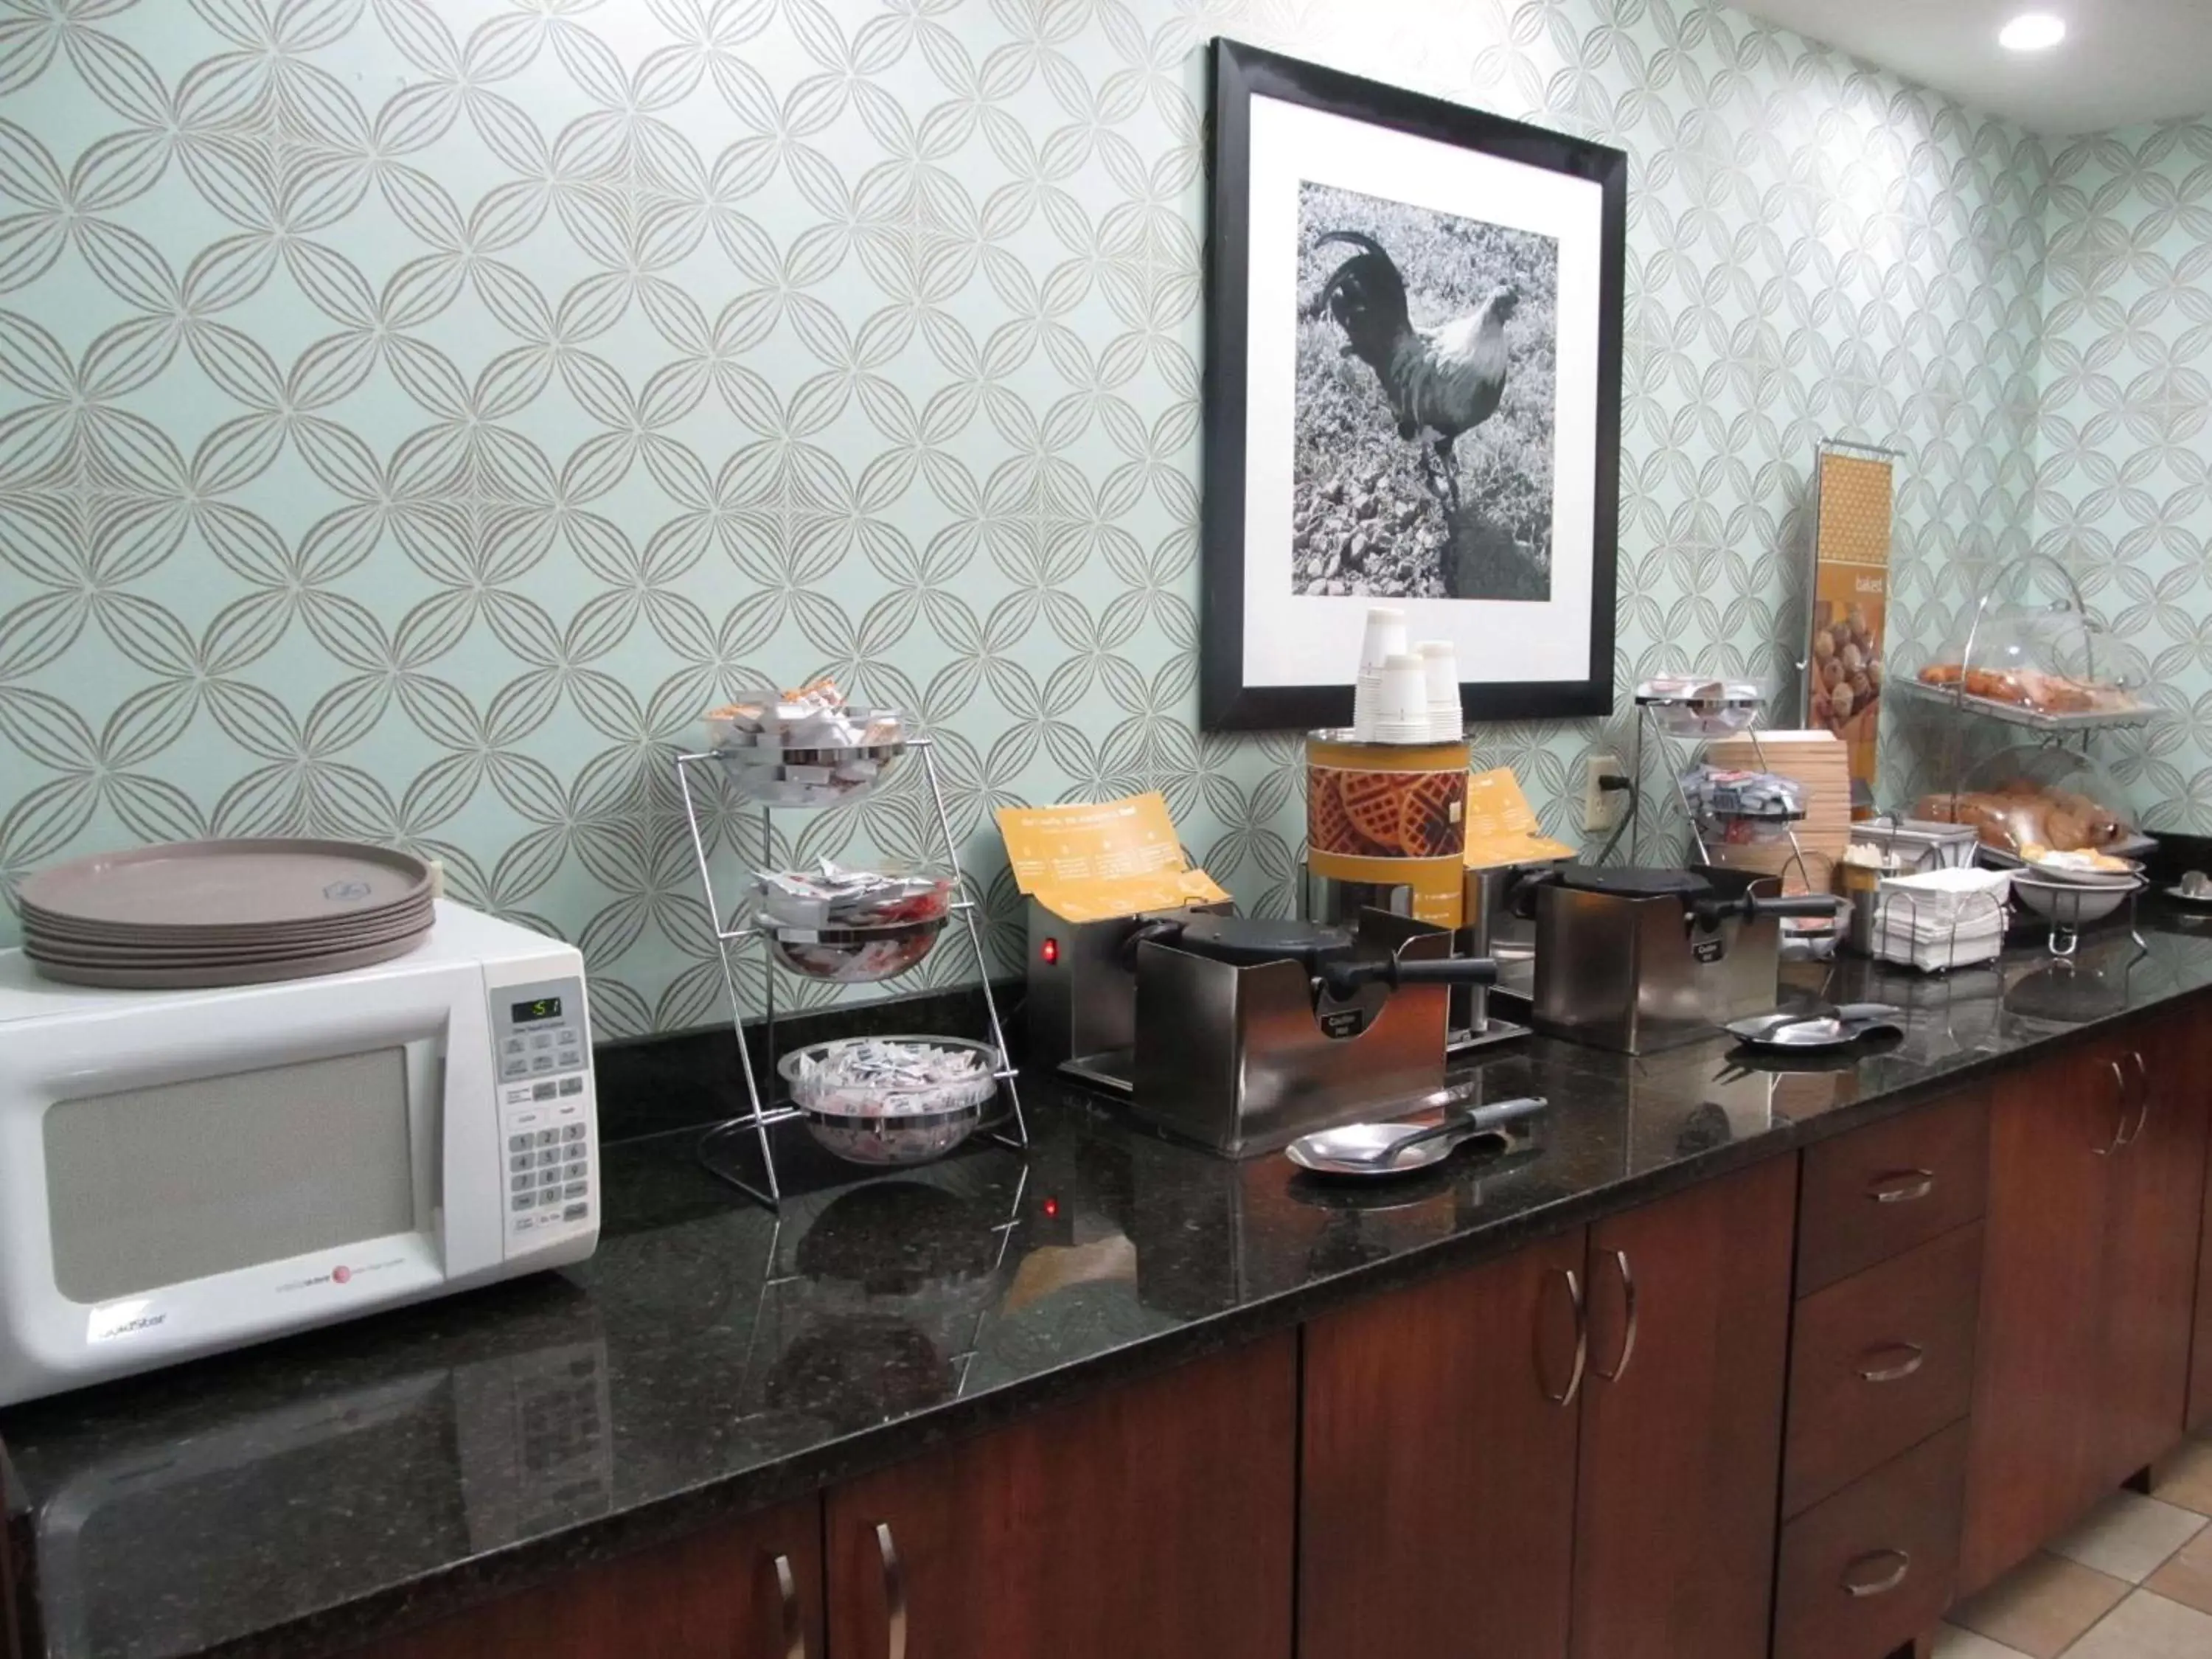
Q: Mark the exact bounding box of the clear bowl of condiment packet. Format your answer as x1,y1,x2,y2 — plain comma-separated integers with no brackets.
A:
769,917,947,984
1635,677,1765,737
779,1036,1002,1166
705,681,908,805
755,863,952,929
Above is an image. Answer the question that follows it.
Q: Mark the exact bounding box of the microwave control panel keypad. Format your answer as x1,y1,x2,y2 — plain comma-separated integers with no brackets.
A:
493,975,593,1250
493,975,589,1083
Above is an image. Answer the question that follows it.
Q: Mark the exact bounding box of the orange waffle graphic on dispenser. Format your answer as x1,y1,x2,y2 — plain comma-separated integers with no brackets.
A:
1338,768,1410,853
1397,769,1467,858
1307,768,1370,857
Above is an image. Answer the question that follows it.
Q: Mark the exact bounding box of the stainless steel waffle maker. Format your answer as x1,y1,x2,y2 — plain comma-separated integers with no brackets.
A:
1513,863,1843,1053
1025,901,1500,1157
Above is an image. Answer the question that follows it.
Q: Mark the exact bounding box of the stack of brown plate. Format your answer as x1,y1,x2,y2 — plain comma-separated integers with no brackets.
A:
19,840,435,989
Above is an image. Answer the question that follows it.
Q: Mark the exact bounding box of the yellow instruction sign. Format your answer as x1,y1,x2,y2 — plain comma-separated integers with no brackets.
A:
995,793,1231,922
1463,767,1575,869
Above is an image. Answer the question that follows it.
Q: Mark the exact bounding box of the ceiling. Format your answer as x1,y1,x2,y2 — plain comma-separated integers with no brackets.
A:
1721,1,2212,135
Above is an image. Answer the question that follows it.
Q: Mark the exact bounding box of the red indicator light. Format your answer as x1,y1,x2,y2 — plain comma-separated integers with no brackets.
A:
1043,1197,1060,1219
1041,937,1060,965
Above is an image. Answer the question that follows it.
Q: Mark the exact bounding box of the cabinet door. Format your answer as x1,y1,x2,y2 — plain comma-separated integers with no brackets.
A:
2194,1046,2212,1435
361,1495,824,1659
1568,1155,1796,1659
1301,1230,1586,1659
1961,1046,2120,1595
827,1331,1295,1659
2101,1012,2212,1478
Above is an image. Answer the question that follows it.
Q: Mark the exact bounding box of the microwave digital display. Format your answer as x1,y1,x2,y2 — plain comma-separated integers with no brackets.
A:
512,996,563,1023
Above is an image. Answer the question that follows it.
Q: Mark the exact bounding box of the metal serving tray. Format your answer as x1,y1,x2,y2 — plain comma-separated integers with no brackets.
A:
1893,675,2154,733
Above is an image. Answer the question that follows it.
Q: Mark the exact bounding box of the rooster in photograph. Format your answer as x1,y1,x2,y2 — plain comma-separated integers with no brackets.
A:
1310,229,1518,506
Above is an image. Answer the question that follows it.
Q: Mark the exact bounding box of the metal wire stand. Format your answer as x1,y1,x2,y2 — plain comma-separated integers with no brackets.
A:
1631,695,1819,894
674,735,1028,1209
1863,886,2009,973
2009,877,2148,959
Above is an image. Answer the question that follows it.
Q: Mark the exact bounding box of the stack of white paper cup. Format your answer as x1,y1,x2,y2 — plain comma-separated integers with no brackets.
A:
1353,607,1408,741
1371,653,1432,742
1419,641,1461,742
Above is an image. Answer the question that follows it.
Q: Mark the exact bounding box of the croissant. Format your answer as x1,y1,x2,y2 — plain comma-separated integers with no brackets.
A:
1914,787,2128,854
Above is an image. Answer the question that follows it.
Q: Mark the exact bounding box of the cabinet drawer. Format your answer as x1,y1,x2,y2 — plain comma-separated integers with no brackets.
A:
1774,1422,1967,1659
1799,1089,1989,1295
1784,1222,1981,1515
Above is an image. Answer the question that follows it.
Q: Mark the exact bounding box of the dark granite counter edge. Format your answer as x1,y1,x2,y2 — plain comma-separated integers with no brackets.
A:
139,965,2212,1659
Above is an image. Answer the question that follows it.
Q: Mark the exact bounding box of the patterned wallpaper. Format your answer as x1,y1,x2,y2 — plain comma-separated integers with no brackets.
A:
2037,121,2212,833
0,0,2053,1036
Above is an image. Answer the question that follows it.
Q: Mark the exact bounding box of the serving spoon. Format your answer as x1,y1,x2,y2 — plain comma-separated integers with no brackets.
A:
1287,1096,1548,1178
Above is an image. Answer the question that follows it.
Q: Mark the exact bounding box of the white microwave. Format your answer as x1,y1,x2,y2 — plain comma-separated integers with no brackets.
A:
0,901,599,1406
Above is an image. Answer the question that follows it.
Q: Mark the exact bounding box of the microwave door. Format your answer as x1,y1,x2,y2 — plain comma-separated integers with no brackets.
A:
0,960,501,1405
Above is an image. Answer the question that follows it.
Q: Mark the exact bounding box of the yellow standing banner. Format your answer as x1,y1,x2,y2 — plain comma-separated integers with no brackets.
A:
1805,442,1896,816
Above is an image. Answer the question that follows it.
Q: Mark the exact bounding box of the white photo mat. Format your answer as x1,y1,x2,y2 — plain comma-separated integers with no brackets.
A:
1239,94,1607,690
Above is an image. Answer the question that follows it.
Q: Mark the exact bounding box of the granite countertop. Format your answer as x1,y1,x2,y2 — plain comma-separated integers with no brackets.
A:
10,914,2212,1659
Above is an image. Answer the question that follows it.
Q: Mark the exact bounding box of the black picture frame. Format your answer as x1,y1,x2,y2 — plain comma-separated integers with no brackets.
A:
1200,38,1627,732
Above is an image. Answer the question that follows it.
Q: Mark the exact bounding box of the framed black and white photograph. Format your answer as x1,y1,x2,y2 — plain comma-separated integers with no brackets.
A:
1200,39,1627,731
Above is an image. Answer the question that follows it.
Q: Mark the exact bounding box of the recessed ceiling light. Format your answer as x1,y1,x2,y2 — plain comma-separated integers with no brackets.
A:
1999,13,2067,52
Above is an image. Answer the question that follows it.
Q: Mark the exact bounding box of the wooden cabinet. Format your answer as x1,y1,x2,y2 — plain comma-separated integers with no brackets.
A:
1570,1155,1798,1659
1298,1158,1797,1659
1797,1090,1989,1298
1299,1230,1585,1659
2194,1090,2212,1433
2101,1018,2212,1475
356,1495,824,1659
1965,1010,2212,1593
827,1330,1296,1659
2173,1018,2212,1434
1964,1040,2127,1591
1784,1222,1983,1518
1773,1422,1968,1659
352,1333,1295,1659
1778,1091,1988,1659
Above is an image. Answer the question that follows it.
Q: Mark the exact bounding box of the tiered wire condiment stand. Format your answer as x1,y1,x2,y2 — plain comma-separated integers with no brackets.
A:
674,734,1028,1209
1630,683,1819,889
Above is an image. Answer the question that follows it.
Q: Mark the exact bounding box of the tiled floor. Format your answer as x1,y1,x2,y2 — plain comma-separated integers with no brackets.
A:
1936,1436,2212,1657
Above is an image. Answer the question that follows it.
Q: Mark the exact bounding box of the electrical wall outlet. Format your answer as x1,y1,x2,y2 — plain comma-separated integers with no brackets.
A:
1584,754,1626,834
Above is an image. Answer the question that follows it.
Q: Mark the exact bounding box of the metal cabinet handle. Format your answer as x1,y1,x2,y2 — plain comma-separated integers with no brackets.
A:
874,1522,907,1659
1595,1249,1638,1381
1542,1267,1588,1407
1868,1169,1935,1204
768,1551,804,1659
2097,1060,2130,1155
1857,1343,1927,1384
1841,1548,1912,1598
2121,1049,2151,1147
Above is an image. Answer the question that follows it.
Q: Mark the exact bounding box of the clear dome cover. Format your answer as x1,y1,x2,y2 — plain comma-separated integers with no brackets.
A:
1913,745,2145,858
1912,602,2144,717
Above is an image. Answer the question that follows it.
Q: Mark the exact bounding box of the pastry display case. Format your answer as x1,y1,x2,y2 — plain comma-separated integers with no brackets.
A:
1912,744,2150,956
1899,553,2151,733
1912,742,2150,863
